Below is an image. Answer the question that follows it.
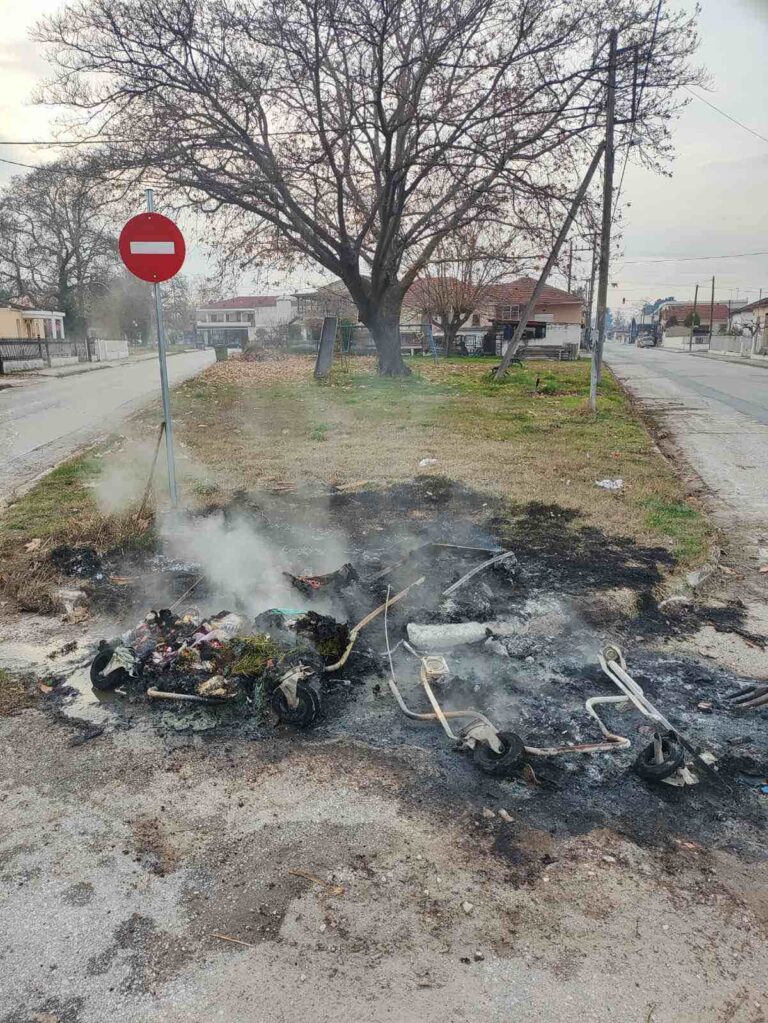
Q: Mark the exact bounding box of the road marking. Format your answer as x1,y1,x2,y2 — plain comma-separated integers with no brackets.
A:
129,241,175,255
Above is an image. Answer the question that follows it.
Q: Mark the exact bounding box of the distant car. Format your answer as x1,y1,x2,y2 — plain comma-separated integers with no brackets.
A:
637,334,656,348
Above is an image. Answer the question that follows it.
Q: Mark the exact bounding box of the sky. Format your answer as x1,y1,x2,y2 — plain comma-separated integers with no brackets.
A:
1,0,768,317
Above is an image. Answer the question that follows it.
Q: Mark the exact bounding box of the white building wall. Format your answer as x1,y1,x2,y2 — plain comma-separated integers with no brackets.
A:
94,339,130,361
543,323,581,345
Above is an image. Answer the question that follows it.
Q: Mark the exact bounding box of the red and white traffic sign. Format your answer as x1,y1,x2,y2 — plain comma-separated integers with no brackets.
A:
118,212,186,283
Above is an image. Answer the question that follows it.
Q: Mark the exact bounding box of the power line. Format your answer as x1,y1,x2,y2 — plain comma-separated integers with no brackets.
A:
609,283,765,292
0,156,48,171
619,250,768,264
684,86,768,146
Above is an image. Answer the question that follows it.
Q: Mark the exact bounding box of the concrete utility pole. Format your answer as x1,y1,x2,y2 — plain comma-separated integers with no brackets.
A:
689,283,699,353
708,276,715,347
585,234,599,349
146,188,179,507
589,28,618,413
493,142,606,379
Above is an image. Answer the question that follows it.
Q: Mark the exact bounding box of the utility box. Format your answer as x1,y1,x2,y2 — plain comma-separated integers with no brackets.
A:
214,345,228,362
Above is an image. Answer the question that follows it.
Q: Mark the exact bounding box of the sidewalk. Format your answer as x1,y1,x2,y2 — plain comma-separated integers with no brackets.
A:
691,350,768,371
33,349,195,379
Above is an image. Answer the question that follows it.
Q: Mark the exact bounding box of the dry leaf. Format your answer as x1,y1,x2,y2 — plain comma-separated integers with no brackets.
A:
759,566,768,574
24,538,43,552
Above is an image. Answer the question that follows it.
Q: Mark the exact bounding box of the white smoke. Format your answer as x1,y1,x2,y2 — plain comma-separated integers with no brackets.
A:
159,509,349,618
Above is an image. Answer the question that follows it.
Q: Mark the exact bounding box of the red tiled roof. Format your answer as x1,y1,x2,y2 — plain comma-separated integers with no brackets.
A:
404,275,581,310
661,302,730,321
204,296,278,309
732,298,768,314
403,276,463,306
485,277,582,306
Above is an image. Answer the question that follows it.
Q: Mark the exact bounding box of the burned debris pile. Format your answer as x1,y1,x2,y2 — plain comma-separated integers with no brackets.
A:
80,481,766,817
90,606,352,727
89,545,523,741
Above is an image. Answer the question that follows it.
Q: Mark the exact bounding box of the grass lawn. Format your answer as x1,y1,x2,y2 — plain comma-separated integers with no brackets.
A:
168,354,711,559
0,354,712,610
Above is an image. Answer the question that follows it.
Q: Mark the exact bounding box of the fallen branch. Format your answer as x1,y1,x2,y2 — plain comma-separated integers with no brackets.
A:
212,932,258,949
168,574,205,612
135,421,165,521
289,868,345,896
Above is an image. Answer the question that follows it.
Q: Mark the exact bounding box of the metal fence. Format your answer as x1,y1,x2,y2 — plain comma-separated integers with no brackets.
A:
0,338,90,373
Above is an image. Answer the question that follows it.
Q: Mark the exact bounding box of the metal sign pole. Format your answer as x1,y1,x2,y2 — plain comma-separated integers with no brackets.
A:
146,188,178,507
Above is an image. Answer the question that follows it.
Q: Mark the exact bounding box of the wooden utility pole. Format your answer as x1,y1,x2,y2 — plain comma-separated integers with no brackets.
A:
493,141,606,379
589,28,618,413
689,283,699,353
708,276,715,347
567,240,574,293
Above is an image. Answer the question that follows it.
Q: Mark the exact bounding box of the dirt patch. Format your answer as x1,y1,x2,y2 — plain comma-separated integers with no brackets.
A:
0,668,37,716
1,998,85,1023
129,816,182,877
86,912,193,994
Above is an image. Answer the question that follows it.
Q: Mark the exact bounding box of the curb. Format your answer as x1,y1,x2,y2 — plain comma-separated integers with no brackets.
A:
690,352,768,371
32,349,197,379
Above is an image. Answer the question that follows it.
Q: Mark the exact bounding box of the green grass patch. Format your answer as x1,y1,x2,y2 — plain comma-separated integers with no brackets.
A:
642,498,709,561
227,635,284,676
2,457,100,540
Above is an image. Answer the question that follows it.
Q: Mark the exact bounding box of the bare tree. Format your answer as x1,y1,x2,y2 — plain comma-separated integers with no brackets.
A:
38,0,700,373
0,159,123,339
411,228,517,353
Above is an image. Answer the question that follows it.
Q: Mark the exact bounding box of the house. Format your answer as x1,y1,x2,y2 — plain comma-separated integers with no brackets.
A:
481,278,583,356
0,305,66,340
195,295,298,347
296,281,358,323
398,275,583,356
657,300,730,346
729,298,768,355
288,275,583,356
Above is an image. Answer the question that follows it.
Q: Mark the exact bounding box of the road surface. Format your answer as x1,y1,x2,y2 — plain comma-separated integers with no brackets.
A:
606,344,768,532
0,350,214,501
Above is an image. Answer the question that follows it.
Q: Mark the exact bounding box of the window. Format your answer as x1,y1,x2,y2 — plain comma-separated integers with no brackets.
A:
471,314,481,326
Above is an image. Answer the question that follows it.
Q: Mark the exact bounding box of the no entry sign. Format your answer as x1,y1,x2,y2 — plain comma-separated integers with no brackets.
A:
118,212,186,283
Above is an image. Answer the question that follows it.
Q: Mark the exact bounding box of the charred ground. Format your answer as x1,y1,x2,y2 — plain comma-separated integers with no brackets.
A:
28,477,767,860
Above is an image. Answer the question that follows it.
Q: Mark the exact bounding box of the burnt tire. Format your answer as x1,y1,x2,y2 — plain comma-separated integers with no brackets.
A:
633,735,685,782
90,648,131,692
473,731,525,776
270,681,321,729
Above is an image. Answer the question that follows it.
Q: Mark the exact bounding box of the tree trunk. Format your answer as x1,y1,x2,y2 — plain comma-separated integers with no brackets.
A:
365,294,411,376
443,325,457,355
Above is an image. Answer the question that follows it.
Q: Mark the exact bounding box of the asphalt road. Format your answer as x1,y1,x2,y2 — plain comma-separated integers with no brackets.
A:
0,350,214,501
605,344,768,529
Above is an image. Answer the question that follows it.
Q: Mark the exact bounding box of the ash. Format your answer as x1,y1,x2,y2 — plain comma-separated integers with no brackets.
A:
77,478,767,856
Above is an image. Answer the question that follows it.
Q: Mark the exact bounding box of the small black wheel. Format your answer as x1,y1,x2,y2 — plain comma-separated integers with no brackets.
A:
633,734,685,782
270,681,321,729
473,731,525,776
90,648,131,692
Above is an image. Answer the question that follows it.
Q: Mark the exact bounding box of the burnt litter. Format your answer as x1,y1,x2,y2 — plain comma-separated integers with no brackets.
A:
60,478,767,854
